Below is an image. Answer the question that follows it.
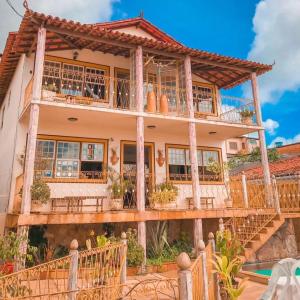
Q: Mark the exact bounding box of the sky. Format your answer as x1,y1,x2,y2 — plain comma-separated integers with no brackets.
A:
1,0,300,147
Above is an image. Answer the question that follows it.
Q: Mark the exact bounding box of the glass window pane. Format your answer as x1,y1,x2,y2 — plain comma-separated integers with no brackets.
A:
81,143,104,161
168,148,186,165
35,140,55,177
203,150,219,166
57,142,80,159
55,160,79,178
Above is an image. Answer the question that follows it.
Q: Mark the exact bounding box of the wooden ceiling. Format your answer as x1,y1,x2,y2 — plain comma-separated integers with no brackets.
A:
0,10,272,104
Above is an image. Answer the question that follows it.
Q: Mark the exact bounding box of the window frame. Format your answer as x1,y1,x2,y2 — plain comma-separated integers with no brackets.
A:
36,135,108,183
43,55,110,103
192,81,218,117
165,144,223,184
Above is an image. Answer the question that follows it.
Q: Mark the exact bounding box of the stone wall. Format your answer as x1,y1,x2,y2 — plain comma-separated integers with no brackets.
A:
255,219,298,261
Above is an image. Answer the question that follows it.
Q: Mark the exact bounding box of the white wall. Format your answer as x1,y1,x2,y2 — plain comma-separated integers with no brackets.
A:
0,54,29,213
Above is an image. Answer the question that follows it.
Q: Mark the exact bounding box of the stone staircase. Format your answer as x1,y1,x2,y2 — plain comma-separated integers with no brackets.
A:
224,214,285,261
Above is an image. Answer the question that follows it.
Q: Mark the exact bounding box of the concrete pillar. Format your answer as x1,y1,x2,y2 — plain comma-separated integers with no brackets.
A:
15,225,29,271
135,46,146,261
68,239,79,300
241,172,249,209
21,27,46,215
184,56,203,246
251,72,272,206
177,252,193,300
272,175,281,214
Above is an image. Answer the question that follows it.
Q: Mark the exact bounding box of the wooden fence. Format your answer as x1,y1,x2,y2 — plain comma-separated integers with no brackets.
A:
0,242,126,299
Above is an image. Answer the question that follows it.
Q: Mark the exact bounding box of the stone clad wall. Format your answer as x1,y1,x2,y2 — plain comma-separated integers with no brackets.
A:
255,219,298,261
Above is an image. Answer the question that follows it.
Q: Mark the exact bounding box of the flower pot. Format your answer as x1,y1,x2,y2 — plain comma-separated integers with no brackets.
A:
147,91,156,113
241,116,253,125
110,198,123,210
0,262,14,275
159,94,169,115
31,200,51,213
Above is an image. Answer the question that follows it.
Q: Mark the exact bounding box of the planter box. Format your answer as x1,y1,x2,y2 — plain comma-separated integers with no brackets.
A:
31,200,51,213
110,198,123,210
150,202,177,210
241,116,253,125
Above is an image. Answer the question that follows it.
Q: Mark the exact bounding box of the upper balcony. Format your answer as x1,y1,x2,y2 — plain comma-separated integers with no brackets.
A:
22,55,258,128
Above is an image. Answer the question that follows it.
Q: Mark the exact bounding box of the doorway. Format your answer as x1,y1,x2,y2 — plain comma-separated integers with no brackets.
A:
121,141,155,208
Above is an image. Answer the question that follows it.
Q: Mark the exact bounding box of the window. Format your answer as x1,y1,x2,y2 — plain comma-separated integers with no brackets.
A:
35,140,55,177
56,141,80,178
192,82,216,115
249,139,257,145
167,145,222,182
43,57,109,101
35,137,107,181
229,142,238,150
242,142,246,150
168,148,191,181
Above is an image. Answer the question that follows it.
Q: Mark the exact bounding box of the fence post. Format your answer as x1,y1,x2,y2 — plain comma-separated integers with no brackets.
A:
241,172,249,209
208,232,221,300
272,175,281,214
177,252,193,300
68,239,79,300
120,232,127,284
199,240,209,300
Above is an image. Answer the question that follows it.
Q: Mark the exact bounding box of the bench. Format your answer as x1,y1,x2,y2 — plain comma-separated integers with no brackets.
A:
51,196,106,213
186,196,215,209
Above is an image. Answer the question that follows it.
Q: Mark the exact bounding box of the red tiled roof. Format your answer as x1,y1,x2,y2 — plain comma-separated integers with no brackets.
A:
92,17,182,46
243,156,300,177
0,9,273,104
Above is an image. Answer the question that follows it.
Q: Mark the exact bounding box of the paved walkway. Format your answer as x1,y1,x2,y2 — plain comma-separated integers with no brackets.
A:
240,280,267,300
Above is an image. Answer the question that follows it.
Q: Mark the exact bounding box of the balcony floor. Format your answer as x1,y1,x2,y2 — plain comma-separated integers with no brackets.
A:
6,208,277,227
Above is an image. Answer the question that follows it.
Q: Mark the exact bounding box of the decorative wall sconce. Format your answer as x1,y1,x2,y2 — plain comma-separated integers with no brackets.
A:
156,149,165,167
110,148,119,166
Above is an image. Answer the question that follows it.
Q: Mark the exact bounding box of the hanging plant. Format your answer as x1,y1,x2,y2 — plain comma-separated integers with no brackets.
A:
31,179,50,204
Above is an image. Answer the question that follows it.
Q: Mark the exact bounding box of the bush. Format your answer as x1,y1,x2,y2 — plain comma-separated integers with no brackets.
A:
126,228,145,267
31,179,50,203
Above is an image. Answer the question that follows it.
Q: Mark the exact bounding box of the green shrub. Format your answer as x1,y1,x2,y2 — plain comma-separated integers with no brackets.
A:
31,179,50,203
126,228,145,267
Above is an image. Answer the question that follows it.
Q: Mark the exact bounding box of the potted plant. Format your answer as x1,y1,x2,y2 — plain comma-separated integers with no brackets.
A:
149,182,178,210
240,109,254,125
0,231,36,275
107,170,128,210
214,229,246,299
42,83,58,99
30,179,51,212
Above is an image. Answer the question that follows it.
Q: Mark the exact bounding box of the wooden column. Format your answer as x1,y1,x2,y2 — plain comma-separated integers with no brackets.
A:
21,27,46,214
251,72,272,206
135,46,147,260
185,56,203,246
68,239,79,300
177,252,193,300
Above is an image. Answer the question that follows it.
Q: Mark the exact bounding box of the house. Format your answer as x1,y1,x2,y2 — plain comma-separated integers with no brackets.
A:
226,134,260,157
0,9,274,254
275,142,300,157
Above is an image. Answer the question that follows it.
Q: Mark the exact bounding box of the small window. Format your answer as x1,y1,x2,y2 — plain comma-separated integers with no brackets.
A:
229,142,238,150
249,139,257,145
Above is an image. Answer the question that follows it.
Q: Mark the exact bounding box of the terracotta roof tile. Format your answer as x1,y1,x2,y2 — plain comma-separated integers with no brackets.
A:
243,156,300,177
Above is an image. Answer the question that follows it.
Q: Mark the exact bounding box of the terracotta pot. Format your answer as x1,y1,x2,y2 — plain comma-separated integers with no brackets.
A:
159,94,169,115
242,116,253,125
147,91,156,113
0,262,14,275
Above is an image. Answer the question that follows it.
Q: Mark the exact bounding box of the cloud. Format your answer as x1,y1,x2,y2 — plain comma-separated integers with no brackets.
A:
0,0,119,51
269,133,300,147
263,118,279,135
247,0,300,104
